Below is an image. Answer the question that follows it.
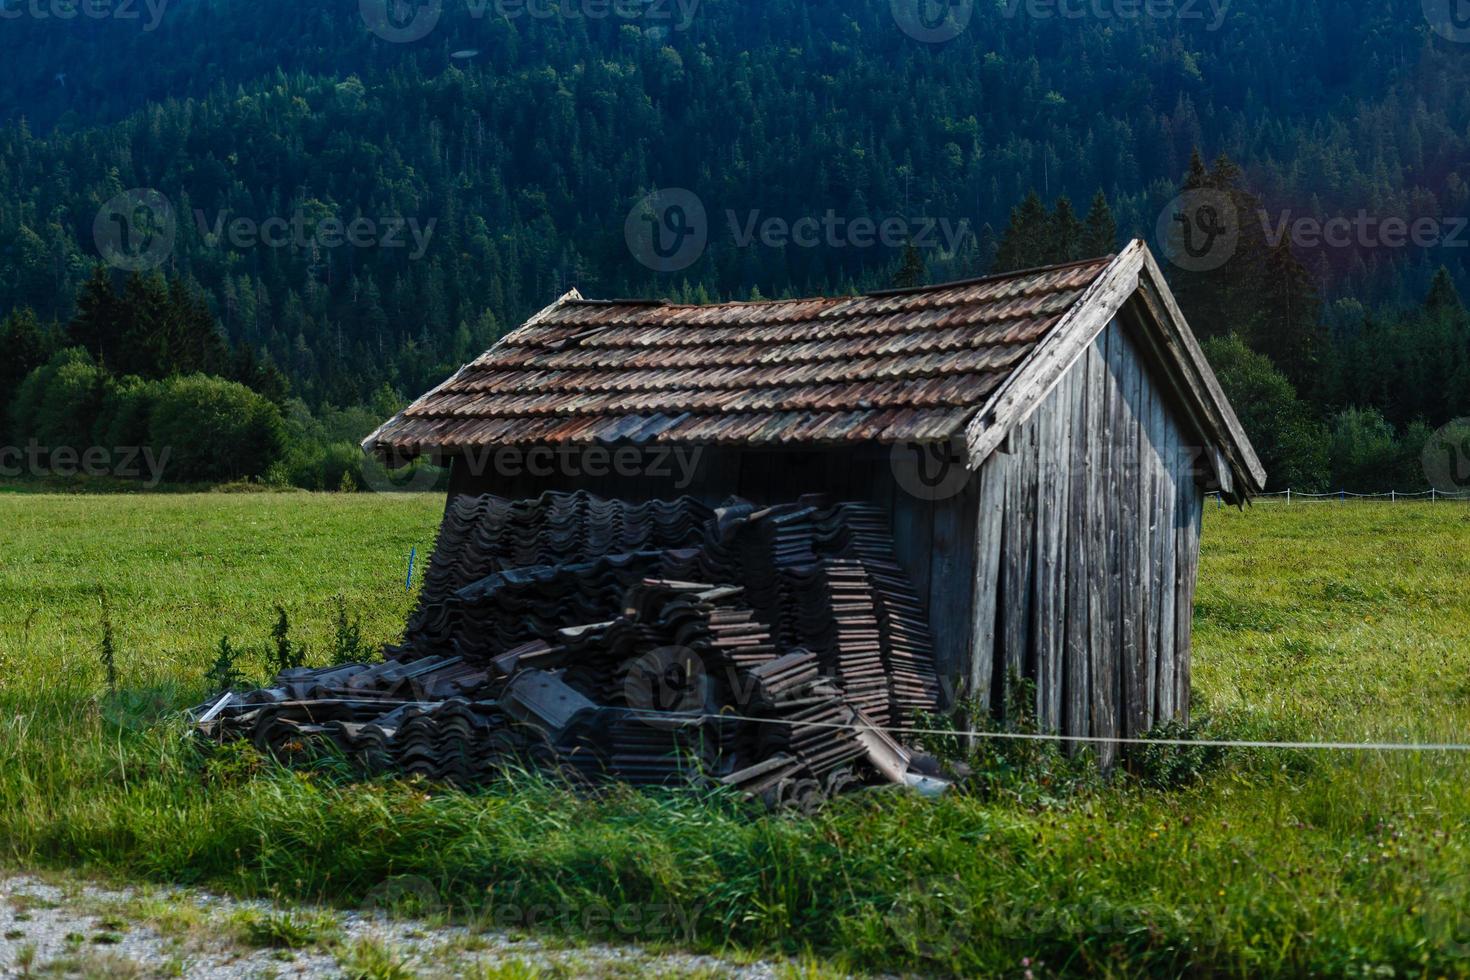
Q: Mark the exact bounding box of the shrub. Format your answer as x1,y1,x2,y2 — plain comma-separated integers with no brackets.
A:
1326,406,1431,492
93,375,161,448
9,348,113,450
147,374,286,482
1203,334,1329,492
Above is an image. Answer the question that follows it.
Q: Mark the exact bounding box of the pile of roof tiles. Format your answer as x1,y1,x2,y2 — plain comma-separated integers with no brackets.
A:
199,491,951,808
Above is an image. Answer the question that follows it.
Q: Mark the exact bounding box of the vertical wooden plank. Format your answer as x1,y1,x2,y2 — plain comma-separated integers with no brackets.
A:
1022,416,1042,711
1034,371,1070,734
1155,410,1180,724
891,489,935,614
1064,347,1092,745
1091,325,1119,768
1001,422,1037,716
1118,328,1146,740
1175,475,1202,725
969,453,1009,721
1139,359,1159,732
866,452,896,515
929,474,978,700
892,491,934,615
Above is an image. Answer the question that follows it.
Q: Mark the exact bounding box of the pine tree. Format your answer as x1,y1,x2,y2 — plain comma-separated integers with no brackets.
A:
169,278,229,376
892,243,927,288
1051,196,1083,261
994,192,1051,272
68,266,123,366
115,272,174,378
1082,190,1118,258
1424,266,1464,316
1257,240,1325,395
1167,151,1270,342
0,307,49,394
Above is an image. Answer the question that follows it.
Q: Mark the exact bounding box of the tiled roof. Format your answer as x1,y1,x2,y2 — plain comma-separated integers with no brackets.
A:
367,256,1115,454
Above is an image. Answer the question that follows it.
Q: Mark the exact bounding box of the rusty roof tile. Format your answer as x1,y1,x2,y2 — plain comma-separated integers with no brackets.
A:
371,257,1112,453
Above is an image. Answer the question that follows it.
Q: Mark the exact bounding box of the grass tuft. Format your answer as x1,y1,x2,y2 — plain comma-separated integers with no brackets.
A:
232,909,341,950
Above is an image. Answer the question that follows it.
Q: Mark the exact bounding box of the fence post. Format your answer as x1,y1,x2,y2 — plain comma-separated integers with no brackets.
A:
1391,490,1395,503
1433,488,1438,502
1286,488,1291,506
1340,490,1345,503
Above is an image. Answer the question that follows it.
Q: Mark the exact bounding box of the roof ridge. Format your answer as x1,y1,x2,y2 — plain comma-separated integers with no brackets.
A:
864,253,1115,298
563,254,1115,311
565,298,671,307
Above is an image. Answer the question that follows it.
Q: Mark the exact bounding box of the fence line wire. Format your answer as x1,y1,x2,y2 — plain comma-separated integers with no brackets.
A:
1212,488,1470,502
618,710,1470,754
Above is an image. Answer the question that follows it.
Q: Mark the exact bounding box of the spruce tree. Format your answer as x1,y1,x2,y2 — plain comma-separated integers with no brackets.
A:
1082,190,1118,258
1051,197,1083,262
994,192,1051,272
1257,240,1325,395
892,243,927,288
68,266,123,366
0,307,49,393
1424,266,1464,316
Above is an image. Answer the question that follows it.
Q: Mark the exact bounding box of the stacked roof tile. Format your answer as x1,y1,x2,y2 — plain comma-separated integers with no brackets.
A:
364,258,1113,455
201,491,949,805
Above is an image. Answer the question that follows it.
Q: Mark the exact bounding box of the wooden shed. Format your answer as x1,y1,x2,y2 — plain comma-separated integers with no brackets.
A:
365,239,1264,756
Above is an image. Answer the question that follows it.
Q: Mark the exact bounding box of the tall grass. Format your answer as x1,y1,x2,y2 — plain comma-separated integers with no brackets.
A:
2,495,1469,975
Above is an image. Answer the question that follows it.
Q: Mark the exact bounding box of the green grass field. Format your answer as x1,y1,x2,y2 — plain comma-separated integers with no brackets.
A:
2,494,1469,977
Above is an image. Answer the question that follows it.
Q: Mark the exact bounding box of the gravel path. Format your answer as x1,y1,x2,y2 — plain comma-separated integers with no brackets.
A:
0,873,782,978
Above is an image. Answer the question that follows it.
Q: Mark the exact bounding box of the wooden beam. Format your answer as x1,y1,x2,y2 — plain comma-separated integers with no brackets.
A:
966,241,1146,468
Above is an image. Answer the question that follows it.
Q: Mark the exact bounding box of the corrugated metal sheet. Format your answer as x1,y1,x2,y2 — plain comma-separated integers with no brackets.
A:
369,257,1112,453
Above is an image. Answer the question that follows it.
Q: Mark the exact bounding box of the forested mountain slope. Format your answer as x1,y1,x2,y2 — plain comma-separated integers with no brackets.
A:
1,0,1466,490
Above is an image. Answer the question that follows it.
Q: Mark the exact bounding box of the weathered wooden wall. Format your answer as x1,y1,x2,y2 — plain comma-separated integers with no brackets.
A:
966,317,1204,763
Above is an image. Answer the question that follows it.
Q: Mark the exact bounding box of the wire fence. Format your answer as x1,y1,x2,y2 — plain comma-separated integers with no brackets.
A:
616,709,1470,754
1211,488,1470,504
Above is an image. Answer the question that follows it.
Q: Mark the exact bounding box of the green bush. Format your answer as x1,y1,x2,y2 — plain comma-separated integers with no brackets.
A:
147,375,287,482
8,348,113,450
1326,406,1432,492
93,375,161,448
270,440,365,491
1203,334,1329,492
